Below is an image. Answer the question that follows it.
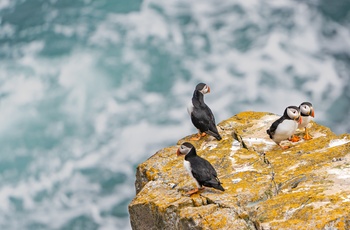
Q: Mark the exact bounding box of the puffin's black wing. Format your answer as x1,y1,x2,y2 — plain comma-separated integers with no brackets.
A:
191,105,212,131
191,104,222,140
204,106,222,140
266,116,284,139
189,156,224,191
205,105,216,124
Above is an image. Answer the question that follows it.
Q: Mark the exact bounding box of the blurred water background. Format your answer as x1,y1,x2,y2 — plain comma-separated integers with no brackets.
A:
0,0,349,229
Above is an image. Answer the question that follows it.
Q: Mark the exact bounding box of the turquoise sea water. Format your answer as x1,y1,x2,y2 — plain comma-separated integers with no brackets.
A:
0,0,349,229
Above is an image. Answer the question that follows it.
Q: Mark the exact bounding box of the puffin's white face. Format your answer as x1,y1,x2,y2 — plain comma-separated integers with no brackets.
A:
200,85,210,94
177,143,192,156
286,107,300,120
300,104,314,117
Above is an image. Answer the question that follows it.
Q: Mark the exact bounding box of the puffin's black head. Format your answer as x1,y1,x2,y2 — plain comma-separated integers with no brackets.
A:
283,106,302,124
195,83,210,94
299,102,314,117
177,142,195,157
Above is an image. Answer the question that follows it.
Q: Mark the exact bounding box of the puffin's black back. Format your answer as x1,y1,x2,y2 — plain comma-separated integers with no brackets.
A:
191,88,222,140
185,151,224,191
266,116,284,138
266,106,297,138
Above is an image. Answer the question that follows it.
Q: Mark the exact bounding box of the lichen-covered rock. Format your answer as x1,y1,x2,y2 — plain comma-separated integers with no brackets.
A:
128,111,350,230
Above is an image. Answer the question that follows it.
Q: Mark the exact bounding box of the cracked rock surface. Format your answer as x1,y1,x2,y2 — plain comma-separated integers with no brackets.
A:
128,111,350,230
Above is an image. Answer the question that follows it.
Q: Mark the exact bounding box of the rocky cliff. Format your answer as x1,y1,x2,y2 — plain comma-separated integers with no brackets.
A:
128,111,350,230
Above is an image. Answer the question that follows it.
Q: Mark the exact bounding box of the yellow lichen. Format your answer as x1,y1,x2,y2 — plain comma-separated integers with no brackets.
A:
129,111,350,230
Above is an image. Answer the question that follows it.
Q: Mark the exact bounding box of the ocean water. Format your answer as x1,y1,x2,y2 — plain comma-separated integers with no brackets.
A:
0,0,349,229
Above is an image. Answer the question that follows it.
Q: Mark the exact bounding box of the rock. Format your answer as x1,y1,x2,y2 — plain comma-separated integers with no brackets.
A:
128,111,350,230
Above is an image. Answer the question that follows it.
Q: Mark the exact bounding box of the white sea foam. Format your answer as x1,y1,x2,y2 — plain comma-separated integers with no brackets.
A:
0,0,11,10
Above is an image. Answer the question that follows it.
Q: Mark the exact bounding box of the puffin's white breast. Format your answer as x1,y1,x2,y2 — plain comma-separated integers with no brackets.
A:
273,119,298,143
187,101,194,116
298,116,313,129
183,160,200,188
183,160,193,177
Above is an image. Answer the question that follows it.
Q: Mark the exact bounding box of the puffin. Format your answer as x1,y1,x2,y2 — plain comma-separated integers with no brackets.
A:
187,83,222,141
177,142,225,195
293,102,315,141
266,106,302,149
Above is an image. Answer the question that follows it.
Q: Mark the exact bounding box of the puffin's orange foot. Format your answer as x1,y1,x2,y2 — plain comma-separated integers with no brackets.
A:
303,128,312,140
290,135,300,142
190,133,201,141
303,134,313,140
186,188,199,195
189,136,201,141
201,132,207,137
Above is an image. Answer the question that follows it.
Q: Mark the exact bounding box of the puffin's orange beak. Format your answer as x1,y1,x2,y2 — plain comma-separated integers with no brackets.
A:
298,116,302,124
310,108,315,117
207,86,211,93
177,149,181,156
